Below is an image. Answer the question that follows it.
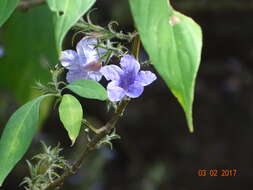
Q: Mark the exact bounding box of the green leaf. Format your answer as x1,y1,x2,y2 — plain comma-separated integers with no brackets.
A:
0,94,53,186
129,0,203,132
0,6,58,103
46,0,96,52
0,0,19,26
59,94,83,145
66,80,108,101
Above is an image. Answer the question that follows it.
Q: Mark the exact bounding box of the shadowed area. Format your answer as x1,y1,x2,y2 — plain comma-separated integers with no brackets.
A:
1,0,253,189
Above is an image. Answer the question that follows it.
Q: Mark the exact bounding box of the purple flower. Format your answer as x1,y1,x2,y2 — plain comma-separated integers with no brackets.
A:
101,55,157,101
60,37,107,83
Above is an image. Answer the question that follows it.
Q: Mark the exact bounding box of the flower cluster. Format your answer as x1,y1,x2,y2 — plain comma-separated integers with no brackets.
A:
60,36,156,101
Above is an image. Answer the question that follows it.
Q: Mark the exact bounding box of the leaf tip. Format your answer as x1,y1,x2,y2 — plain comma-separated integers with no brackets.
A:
189,124,194,133
183,105,194,133
70,138,76,147
0,177,4,187
186,114,194,133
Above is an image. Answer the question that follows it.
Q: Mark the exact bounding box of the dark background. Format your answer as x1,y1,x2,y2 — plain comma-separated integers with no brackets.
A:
1,0,253,189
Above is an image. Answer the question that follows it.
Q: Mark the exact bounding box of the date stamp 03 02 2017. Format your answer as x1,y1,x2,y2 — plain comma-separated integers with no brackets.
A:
197,169,238,177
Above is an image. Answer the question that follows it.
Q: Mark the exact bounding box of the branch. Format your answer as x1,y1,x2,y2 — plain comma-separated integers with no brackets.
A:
17,0,45,11
44,100,129,190
45,35,139,190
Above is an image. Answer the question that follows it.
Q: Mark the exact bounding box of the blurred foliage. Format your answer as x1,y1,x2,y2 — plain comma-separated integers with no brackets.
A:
141,162,167,190
0,0,19,26
0,5,58,103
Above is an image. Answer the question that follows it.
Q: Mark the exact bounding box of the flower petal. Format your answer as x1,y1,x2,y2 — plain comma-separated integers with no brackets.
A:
86,71,102,82
100,65,124,81
66,70,88,83
126,82,144,98
97,45,108,62
136,71,157,86
60,50,80,70
76,37,97,52
76,36,110,64
76,37,98,65
120,55,140,75
107,81,126,101
83,61,102,72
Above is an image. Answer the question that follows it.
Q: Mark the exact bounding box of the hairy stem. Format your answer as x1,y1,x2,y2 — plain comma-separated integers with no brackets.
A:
17,0,45,11
44,100,129,190
44,31,140,190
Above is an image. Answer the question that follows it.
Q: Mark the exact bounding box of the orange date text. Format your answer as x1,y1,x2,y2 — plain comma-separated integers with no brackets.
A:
197,169,238,177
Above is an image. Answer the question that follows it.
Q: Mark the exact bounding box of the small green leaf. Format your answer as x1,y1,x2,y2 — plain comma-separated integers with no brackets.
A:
0,0,19,26
59,94,83,145
45,0,96,52
0,94,53,186
129,0,203,132
66,80,108,101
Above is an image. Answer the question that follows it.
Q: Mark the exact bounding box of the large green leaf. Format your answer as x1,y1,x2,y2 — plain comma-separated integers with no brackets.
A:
129,0,203,132
66,80,107,101
0,6,58,103
0,94,52,186
0,0,19,26
59,94,83,145
46,0,96,52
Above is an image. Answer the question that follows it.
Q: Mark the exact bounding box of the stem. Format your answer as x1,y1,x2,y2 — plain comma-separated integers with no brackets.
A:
75,21,137,42
45,28,141,190
17,0,45,11
82,119,100,134
44,100,129,190
131,34,140,61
